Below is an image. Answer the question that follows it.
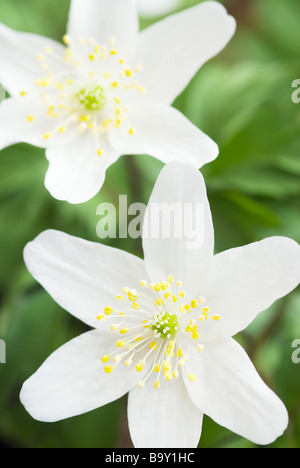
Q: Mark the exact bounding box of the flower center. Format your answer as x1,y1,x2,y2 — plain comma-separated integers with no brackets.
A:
76,84,106,111
97,275,221,390
150,312,179,339
25,35,146,157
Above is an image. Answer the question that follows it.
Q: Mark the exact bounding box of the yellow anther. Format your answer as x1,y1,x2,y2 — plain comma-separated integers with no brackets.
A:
155,298,164,307
149,342,158,350
140,280,147,287
94,44,100,53
89,54,95,61
116,340,126,348
20,91,26,96
125,359,132,367
138,380,145,388
203,307,211,313
136,361,144,372
188,373,197,382
176,281,183,287
79,115,91,122
110,324,119,331
197,344,205,352
124,69,132,77
163,361,171,370
104,307,113,315
43,132,52,140
164,291,171,299
199,297,206,304
164,370,173,381
168,275,174,283
36,53,44,61
35,79,49,87
101,355,110,363
191,300,198,309
119,58,125,65
115,295,124,301
63,34,72,45
154,364,161,372
120,327,129,334
128,291,138,301
177,348,183,358
97,148,103,157
172,295,178,303
154,380,160,389
129,127,136,135
122,287,130,293
58,126,67,133
65,48,73,58
104,365,114,374
173,370,179,379
27,115,35,123
97,314,105,321
212,315,221,321
179,291,185,298
110,49,118,55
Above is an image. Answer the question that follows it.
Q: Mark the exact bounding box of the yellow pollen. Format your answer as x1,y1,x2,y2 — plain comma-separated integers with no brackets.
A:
97,148,103,157
110,49,118,55
188,373,197,382
101,355,110,363
120,327,129,334
63,34,71,45
154,380,160,389
43,132,52,140
129,127,136,135
97,314,105,321
104,307,113,315
27,115,35,123
116,340,126,348
154,364,161,372
136,361,144,372
213,315,221,321
104,365,114,374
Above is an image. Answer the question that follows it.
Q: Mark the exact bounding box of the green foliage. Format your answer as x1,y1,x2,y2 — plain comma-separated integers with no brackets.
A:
0,0,299,448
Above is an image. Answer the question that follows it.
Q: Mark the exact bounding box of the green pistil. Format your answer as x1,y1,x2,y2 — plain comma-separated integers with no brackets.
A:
151,312,179,339
77,85,106,111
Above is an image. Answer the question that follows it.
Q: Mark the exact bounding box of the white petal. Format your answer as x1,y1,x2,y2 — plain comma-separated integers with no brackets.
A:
23,230,148,329
142,162,214,300
202,237,300,337
109,102,218,168
0,96,74,151
135,1,236,103
128,376,203,448
20,329,140,422
67,0,138,59
45,133,120,204
184,337,288,445
0,23,66,97
138,0,180,18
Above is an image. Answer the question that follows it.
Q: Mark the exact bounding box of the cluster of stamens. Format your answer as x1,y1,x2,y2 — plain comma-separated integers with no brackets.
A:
24,35,146,157
97,275,221,390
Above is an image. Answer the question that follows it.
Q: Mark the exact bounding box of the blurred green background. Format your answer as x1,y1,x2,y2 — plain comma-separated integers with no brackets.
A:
0,0,300,448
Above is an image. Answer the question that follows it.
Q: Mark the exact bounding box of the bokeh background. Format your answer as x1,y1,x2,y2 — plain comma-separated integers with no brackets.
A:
0,0,300,448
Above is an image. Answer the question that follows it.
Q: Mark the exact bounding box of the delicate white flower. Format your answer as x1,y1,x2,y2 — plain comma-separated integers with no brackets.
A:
0,0,235,204
138,0,180,18
21,162,300,448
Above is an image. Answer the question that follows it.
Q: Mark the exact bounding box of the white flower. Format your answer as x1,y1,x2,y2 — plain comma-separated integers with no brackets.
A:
21,162,300,448
138,0,180,18
0,0,235,204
